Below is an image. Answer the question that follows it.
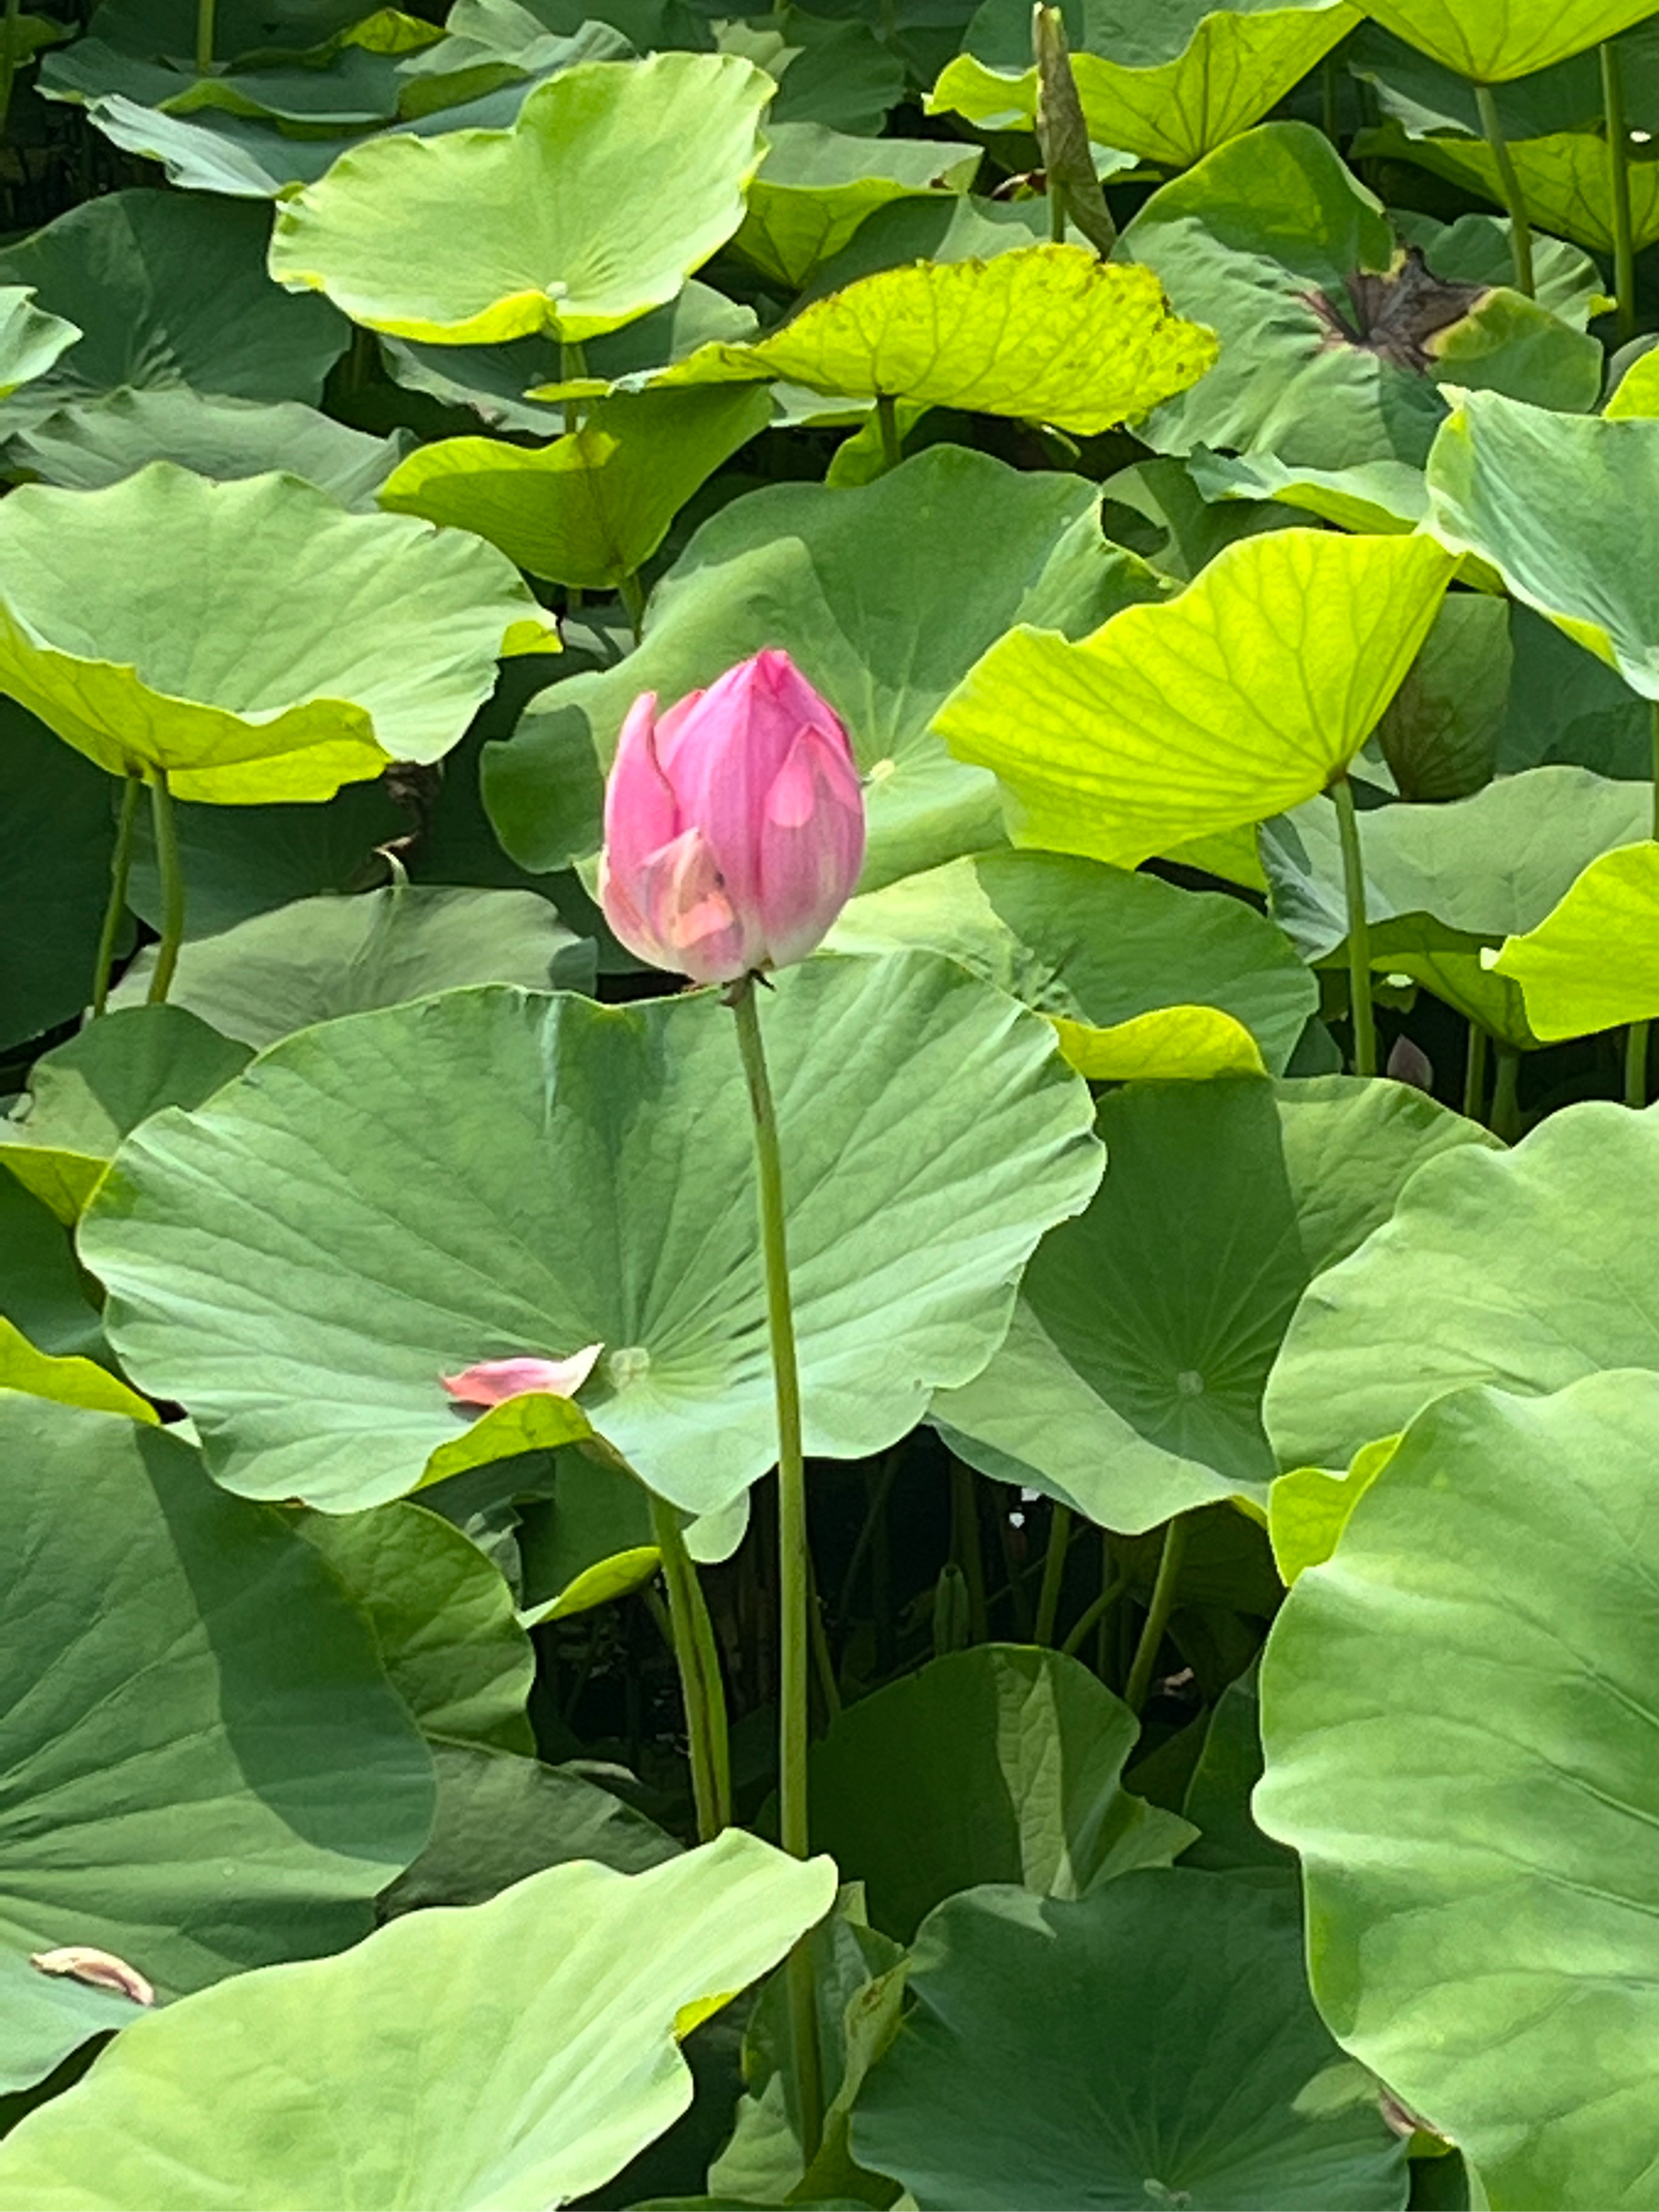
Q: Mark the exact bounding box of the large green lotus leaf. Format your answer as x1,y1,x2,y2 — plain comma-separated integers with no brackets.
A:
849,1871,1409,2211
1358,118,1659,259
0,1395,434,2092
1121,124,1600,473
582,246,1220,435
80,954,1102,1516
298,1501,535,1753
382,1743,679,1913
808,1645,1195,1942
1257,1371,1659,2210
378,384,771,588
3,390,410,504
108,883,591,1048
734,124,979,290
1,1007,251,1224
267,55,772,344
1427,392,1659,702
933,1077,1496,1534
1490,841,1659,1038
1372,590,1509,802
0,289,79,399
718,6,902,133
40,33,416,125
1261,767,1653,990
0,464,556,805
938,529,1454,868
0,1315,156,1422
381,280,757,437
484,446,1168,892
1363,0,1656,80
1264,1097,1659,1471
66,0,405,69
0,191,345,429
0,1830,836,2210
827,848,1316,1082
929,0,1359,168
0,701,127,1053
0,1177,106,1365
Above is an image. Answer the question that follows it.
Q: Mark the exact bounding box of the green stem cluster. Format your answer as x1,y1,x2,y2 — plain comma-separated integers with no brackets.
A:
648,1497,731,1843
1602,41,1637,345
147,773,187,1007
1474,83,1535,297
1331,772,1376,1079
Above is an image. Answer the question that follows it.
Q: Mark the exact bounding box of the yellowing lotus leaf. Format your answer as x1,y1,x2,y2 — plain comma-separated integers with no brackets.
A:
268,55,774,344
0,463,557,805
1363,0,1657,80
579,247,1218,436
937,530,1455,867
929,0,1360,169
1490,842,1659,1040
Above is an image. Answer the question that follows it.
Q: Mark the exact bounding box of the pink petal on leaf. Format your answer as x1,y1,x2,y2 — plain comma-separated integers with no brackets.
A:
440,1346,605,1407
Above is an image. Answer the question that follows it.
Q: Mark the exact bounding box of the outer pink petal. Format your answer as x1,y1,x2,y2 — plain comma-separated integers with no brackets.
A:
634,824,761,984
757,722,867,966
441,1346,605,1407
603,693,679,883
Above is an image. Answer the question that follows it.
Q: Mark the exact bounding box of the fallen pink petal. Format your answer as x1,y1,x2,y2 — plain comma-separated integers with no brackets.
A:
440,1346,605,1407
30,1946,155,2007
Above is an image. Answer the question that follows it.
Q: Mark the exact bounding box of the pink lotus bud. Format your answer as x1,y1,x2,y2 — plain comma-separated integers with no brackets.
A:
441,1345,603,1407
598,649,866,984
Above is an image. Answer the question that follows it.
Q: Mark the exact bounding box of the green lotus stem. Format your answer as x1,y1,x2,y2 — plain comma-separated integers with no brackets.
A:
648,1495,731,1842
808,1558,841,1720
1124,1514,1188,1715
874,394,902,474
950,1458,989,1642
1331,772,1376,1078
1033,1500,1073,1646
1060,1568,1124,1660
1474,83,1535,297
195,0,215,72
146,773,186,1007
1602,43,1637,343
1627,1023,1651,1110
90,776,142,1018
1462,1020,1489,1121
729,975,825,2163
1491,1043,1522,1143
619,569,647,631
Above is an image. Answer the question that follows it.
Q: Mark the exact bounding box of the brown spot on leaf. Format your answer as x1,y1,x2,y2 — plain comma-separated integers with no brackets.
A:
30,1946,155,2006
1303,248,1487,374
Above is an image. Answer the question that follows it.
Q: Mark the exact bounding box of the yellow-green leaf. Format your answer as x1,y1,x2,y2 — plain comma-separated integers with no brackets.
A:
938,529,1455,866
1362,0,1657,80
0,1316,157,1422
268,55,773,344
1490,841,1659,1039
1268,1433,1399,1584
735,124,979,290
378,385,771,588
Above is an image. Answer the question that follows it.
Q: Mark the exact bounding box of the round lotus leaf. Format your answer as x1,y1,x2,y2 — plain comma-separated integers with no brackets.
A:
0,463,557,804
734,124,980,290
808,1644,1195,1942
0,288,79,398
2,389,410,503
1363,0,1657,80
0,700,128,1053
1264,1096,1659,1471
1488,840,1659,1038
1257,1370,1659,2208
929,0,1359,168
297,1501,536,1753
601,245,1219,435
934,1075,1496,1534
80,952,1103,1516
0,190,346,426
0,1830,835,2210
0,1005,251,1223
939,528,1454,868
1428,391,1659,702
849,1870,1408,2211
1122,124,1601,474
484,445,1166,892
827,848,1316,1082
108,883,592,1048
0,1395,434,2092
0,1314,155,1421
267,54,773,343
378,383,771,587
